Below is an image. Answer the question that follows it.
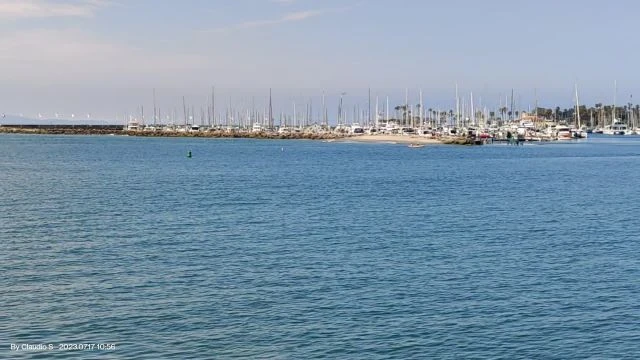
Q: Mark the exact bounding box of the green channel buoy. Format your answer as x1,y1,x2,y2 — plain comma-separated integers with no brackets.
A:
187,151,192,158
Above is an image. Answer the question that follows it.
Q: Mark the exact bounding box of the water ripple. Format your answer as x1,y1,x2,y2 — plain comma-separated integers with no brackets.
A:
2,134,640,358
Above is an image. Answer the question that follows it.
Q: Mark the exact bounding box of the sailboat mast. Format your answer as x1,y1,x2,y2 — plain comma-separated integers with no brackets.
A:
182,96,187,126
419,89,423,128
153,88,157,126
510,89,514,122
212,86,215,127
321,90,326,127
385,96,389,122
322,90,326,127
405,88,409,126
455,83,460,128
375,95,379,128
368,87,371,127
575,84,581,128
613,80,617,125
469,91,476,126
268,88,273,129
338,93,343,125
534,88,538,124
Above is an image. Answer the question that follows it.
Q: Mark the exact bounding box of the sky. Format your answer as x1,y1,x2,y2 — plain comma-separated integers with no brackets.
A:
0,0,639,122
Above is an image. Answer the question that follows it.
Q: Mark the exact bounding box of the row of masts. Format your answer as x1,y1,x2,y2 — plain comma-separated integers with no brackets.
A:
121,83,630,129
125,88,507,129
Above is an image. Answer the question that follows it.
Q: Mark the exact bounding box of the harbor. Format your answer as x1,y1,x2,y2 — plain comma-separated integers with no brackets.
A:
0,116,600,145
6,82,637,145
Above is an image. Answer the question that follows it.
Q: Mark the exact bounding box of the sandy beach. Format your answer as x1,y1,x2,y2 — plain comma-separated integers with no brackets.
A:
338,134,445,145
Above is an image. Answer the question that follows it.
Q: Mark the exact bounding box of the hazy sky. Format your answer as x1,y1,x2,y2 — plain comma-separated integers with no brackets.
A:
0,0,638,121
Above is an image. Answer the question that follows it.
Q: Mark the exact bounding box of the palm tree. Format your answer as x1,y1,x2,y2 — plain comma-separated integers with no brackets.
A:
394,105,401,121
594,103,602,127
402,104,411,126
499,107,507,124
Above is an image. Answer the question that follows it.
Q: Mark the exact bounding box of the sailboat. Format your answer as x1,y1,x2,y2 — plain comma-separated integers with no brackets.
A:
603,80,628,135
571,84,587,138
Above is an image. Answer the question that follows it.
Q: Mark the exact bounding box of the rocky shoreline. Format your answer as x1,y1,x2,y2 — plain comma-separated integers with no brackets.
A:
0,126,485,145
0,126,345,140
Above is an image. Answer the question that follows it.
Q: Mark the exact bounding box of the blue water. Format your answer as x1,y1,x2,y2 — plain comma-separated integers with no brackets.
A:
2,134,640,359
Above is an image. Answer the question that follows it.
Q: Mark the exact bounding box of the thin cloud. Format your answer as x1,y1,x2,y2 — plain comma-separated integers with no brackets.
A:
238,10,324,29
270,0,297,4
205,6,351,34
282,10,320,21
0,0,110,19
0,28,208,82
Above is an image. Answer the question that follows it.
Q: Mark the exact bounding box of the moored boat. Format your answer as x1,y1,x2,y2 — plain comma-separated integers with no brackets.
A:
557,126,573,140
603,122,628,135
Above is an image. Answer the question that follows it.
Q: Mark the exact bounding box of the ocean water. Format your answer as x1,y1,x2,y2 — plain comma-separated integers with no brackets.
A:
2,134,640,359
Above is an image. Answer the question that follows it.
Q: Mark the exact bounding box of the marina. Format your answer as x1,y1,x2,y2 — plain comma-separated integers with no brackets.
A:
4,81,636,145
1,91,629,146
